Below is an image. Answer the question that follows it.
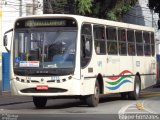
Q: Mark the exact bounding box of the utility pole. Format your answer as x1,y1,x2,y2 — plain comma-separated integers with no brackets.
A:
33,0,35,15
19,0,22,16
0,0,2,95
151,9,154,27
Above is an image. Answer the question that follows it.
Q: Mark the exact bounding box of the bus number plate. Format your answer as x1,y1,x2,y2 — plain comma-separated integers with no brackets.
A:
36,85,48,90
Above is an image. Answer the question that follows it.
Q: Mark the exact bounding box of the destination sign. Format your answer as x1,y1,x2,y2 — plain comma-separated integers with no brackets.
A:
15,18,77,28
25,20,66,27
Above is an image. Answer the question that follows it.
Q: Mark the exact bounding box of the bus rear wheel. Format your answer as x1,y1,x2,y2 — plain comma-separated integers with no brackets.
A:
33,97,47,108
85,81,100,107
128,75,141,100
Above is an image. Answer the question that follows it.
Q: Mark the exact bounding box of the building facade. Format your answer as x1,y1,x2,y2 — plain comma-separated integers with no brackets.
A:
1,0,43,52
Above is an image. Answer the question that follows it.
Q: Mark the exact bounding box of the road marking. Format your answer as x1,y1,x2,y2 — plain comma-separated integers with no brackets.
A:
127,105,136,107
141,100,157,114
128,107,138,110
118,100,156,115
118,103,135,114
125,111,149,114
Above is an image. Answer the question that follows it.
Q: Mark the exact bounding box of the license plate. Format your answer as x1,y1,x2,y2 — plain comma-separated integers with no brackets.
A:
36,85,48,90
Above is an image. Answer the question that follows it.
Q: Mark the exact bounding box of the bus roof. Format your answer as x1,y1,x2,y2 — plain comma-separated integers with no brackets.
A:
15,14,154,32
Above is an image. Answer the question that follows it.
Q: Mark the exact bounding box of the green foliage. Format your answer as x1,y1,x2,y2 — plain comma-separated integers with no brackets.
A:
92,2,100,16
106,0,137,21
44,0,137,21
75,0,137,20
107,11,117,21
77,0,93,15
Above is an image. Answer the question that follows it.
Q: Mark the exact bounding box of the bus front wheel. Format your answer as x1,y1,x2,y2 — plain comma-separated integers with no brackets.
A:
85,81,100,107
33,97,47,108
128,75,141,100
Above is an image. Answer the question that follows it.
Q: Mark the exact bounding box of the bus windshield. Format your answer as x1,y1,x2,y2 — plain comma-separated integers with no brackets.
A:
13,27,77,76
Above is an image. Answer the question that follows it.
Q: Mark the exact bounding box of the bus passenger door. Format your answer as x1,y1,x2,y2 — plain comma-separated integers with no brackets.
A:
80,24,95,95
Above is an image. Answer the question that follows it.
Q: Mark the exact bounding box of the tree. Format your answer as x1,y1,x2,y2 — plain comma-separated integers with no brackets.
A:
43,0,137,21
77,0,93,15
76,0,137,20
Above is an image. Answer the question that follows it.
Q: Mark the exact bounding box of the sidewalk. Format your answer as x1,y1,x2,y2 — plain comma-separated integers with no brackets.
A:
1,91,11,96
0,92,32,106
142,84,160,92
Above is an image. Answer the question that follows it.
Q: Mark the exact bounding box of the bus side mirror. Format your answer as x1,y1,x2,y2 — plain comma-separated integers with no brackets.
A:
3,34,10,53
3,28,13,53
3,35,8,46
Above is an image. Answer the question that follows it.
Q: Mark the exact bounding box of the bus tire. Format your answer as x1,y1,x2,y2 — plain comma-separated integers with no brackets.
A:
85,81,100,107
128,75,141,100
33,97,47,108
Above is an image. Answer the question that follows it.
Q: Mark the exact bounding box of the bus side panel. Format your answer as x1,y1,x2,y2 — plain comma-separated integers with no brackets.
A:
143,57,156,88
80,66,96,95
119,56,134,92
104,56,120,93
133,56,156,89
133,56,145,89
10,80,19,95
81,77,96,95
80,55,107,95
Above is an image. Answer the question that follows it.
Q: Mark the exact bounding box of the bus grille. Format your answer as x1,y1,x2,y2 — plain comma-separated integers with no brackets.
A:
20,88,68,93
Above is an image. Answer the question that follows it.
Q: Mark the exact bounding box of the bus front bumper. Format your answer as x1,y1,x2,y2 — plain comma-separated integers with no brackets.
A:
10,77,82,97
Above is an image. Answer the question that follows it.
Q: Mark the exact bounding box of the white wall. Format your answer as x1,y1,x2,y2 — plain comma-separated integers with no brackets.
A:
1,0,43,52
2,0,19,52
0,1,43,92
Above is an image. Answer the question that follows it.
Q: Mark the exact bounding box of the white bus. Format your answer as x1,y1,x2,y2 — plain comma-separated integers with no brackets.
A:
3,14,157,108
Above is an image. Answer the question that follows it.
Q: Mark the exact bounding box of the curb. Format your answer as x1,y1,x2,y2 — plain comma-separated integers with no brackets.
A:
1,91,11,96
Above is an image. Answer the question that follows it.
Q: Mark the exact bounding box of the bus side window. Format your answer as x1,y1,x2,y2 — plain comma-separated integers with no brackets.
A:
128,44,135,55
143,32,151,56
93,25,106,54
108,42,117,54
127,29,135,56
151,32,155,56
118,29,127,55
81,24,92,68
136,31,143,56
106,27,118,55
81,36,91,57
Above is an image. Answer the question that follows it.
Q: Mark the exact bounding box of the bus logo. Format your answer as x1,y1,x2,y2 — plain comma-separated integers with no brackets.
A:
106,70,133,90
41,78,44,82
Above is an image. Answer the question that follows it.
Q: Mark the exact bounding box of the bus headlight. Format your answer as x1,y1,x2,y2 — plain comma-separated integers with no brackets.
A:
16,77,20,81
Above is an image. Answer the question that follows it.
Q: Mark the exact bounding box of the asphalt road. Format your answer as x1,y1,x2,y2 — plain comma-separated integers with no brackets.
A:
0,86,160,120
